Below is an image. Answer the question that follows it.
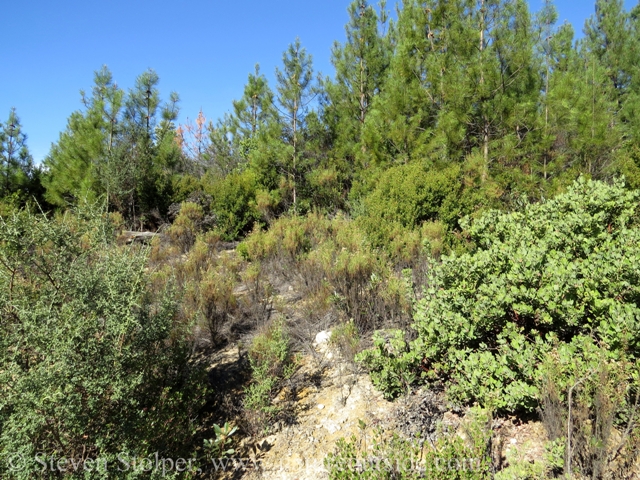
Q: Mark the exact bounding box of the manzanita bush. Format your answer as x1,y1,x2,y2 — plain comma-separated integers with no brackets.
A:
359,178,640,412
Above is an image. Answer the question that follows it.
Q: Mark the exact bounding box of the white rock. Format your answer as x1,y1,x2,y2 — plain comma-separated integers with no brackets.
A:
317,404,325,410
325,423,341,434
314,330,332,346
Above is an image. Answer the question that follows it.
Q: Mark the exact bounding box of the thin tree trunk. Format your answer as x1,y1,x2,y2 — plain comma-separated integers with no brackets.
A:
480,0,489,182
544,52,549,181
292,97,298,215
359,2,367,155
252,95,258,135
591,57,596,176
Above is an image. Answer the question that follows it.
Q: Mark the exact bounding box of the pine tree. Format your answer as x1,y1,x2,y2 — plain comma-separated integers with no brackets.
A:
585,0,633,101
44,66,124,208
230,64,277,140
213,64,280,177
625,4,640,144
585,0,640,157
624,4,640,182
176,109,210,174
361,0,440,165
573,43,620,178
324,0,392,168
0,108,34,198
118,69,181,221
44,67,181,223
275,38,316,214
534,0,559,183
206,116,241,178
364,0,539,177
460,0,540,182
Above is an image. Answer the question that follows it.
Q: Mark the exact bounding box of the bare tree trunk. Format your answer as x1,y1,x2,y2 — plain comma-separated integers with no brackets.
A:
292,97,298,215
480,0,489,182
359,2,367,155
252,95,258,135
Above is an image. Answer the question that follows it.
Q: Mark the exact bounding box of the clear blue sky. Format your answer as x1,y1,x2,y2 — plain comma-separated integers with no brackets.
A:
0,0,637,162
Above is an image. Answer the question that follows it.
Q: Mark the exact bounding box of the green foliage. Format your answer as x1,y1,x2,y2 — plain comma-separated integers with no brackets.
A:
240,213,413,332
152,228,243,349
274,37,316,215
330,320,361,362
203,423,238,459
248,318,292,380
0,108,35,201
494,447,548,480
229,64,277,140
325,409,492,479
206,168,259,240
534,337,640,477
12,1,640,475
197,256,239,346
44,66,182,225
360,178,640,412
356,330,419,399
324,0,392,171
355,162,462,246
244,319,294,431
0,207,204,478
167,201,204,253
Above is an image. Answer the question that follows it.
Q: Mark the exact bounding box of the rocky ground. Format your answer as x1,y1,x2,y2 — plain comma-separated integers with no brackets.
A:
206,332,548,480
194,248,553,479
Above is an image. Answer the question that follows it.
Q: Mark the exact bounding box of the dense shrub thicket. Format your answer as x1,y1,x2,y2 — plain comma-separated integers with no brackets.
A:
360,178,640,412
4,0,640,476
0,208,205,478
239,213,423,334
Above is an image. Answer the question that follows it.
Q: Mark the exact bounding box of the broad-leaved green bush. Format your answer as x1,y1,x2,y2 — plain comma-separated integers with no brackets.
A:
356,330,420,399
360,178,640,412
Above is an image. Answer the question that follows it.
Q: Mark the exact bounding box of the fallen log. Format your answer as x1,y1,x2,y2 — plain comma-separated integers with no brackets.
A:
122,231,162,245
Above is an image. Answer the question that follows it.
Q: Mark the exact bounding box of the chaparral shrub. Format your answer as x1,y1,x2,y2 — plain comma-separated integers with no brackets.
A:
0,206,205,478
359,178,640,412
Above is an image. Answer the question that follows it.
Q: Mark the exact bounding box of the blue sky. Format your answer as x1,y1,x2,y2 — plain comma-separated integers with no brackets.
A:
0,0,637,162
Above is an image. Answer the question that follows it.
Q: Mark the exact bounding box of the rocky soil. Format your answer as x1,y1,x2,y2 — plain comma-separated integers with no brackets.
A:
206,333,548,479
198,249,549,479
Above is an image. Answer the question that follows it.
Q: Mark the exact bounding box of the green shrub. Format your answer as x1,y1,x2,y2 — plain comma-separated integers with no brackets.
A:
356,330,421,399
240,213,413,333
248,318,292,378
360,178,640,412
244,319,295,433
325,408,493,479
330,320,361,362
197,258,239,346
167,201,204,253
0,208,205,478
307,167,346,213
170,174,203,204
537,336,640,478
355,162,462,248
207,169,259,240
